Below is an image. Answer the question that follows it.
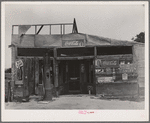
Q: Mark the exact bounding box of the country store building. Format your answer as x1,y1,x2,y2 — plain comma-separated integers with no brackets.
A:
9,19,145,101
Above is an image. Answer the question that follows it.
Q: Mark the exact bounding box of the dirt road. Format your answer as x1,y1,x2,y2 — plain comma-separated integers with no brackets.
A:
5,94,144,109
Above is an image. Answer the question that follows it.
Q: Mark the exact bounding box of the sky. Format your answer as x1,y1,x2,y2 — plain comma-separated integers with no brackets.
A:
3,2,145,69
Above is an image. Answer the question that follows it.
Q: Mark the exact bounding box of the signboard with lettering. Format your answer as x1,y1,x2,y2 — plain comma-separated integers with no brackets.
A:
95,59,119,68
97,77,114,83
119,64,137,73
62,39,84,47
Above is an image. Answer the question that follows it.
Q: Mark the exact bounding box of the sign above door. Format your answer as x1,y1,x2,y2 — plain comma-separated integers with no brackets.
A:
62,39,84,47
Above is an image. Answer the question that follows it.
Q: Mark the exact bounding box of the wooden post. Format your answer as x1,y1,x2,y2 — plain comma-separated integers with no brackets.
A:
54,48,59,96
66,62,68,83
63,25,65,34
80,62,85,93
32,58,35,94
60,25,62,35
23,58,29,98
89,60,91,84
49,25,51,35
35,26,37,34
11,46,16,101
43,53,52,101
35,57,39,95
93,46,97,94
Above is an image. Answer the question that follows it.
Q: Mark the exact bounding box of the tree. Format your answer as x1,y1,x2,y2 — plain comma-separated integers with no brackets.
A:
132,32,145,43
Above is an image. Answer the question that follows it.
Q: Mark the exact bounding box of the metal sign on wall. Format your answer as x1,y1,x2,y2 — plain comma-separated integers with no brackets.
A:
95,59,119,68
97,77,114,83
62,39,84,47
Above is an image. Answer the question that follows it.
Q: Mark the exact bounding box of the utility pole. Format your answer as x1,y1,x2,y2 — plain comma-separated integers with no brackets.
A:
43,53,52,101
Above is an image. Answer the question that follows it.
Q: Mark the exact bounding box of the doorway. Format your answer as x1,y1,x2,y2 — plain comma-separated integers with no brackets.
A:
68,60,80,92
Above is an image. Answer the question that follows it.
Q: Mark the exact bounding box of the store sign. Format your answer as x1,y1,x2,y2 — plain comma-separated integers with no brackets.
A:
62,39,84,47
95,59,119,68
97,77,114,83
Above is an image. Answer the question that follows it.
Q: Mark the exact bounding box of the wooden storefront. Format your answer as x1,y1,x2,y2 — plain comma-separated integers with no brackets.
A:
9,21,144,101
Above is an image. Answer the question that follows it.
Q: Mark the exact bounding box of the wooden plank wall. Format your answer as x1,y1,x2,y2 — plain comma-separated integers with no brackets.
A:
133,44,145,87
96,83,139,96
28,58,35,95
23,58,29,97
11,46,16,100
35,58,39,95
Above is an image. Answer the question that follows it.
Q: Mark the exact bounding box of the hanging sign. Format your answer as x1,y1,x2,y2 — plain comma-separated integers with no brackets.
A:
62,39,84,47
95,59,119,68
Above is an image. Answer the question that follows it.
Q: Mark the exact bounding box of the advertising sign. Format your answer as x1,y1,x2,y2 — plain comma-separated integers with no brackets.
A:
95,68,105,74
95,59,119,68
122,73,128,80
62,39,84,47
97,77,114,83
119,64,137,73
15,59,24,81
95,68,113,75
15,59,23,69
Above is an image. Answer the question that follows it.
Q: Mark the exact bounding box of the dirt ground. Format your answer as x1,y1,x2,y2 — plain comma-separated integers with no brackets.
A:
5,94,144,109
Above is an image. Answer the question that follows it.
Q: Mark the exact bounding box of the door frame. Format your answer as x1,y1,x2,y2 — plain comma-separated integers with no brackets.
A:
68,60,80,92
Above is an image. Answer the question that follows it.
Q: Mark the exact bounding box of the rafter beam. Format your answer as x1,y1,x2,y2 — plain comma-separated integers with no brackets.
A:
36,25,44,34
